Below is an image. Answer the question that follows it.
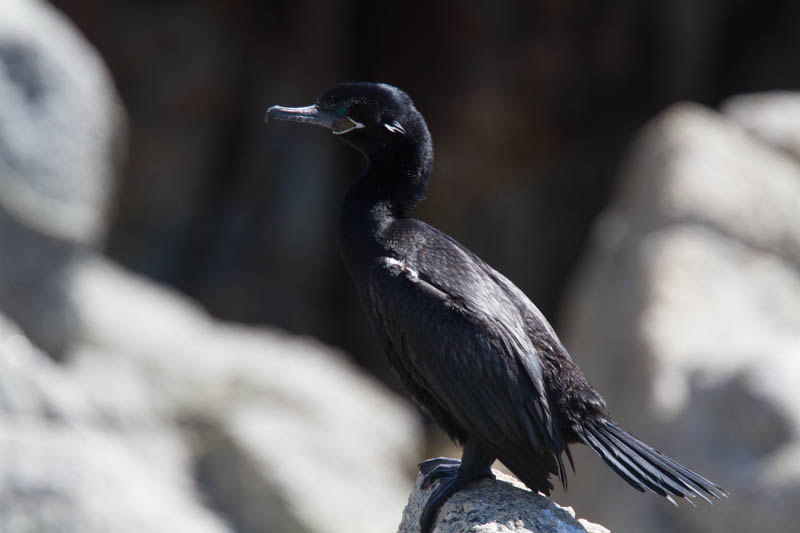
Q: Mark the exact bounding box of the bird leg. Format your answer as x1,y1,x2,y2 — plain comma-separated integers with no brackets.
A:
419,440,495,533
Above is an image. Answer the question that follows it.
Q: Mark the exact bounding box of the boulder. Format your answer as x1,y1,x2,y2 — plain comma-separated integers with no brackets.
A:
1,248,423,533
559,97,800,532
0,313,228,533
723,91,800,160
0,0,123,356
0,420,230,533
67,257,423,533
0,0,123,245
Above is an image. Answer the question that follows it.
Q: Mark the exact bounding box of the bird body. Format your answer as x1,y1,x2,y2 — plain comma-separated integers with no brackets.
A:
266,82,726,532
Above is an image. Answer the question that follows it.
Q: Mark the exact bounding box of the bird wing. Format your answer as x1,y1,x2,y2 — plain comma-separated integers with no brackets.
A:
368,255,562,461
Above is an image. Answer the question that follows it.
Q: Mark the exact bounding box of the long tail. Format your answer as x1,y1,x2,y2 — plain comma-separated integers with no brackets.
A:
576,418,728,505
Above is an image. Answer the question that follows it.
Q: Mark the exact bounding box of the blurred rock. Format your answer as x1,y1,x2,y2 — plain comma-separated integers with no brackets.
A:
0,0,124,356
0,313,92,421
0,313,229,533
560,97,800,532
67,257,422,533
0,422,229,533
0,0,123,245
0,207,82,358
398,469,608,533
195,402,415,533
723,91,800,160
1,252,423,533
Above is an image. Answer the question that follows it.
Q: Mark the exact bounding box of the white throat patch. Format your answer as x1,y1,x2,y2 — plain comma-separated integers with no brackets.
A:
334,117,365,136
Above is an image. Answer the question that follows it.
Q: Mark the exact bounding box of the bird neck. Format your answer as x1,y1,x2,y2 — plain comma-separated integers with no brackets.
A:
339,172,396,252
338,134,432,288
360,132,433,218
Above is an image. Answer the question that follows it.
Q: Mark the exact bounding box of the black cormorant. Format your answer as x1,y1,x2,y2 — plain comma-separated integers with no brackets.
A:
266,82,726,533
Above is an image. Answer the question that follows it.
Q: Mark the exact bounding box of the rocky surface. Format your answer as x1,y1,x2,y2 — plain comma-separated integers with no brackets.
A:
399,469,609,533
0,314,230,533
68,258,422,533
723,91,800,160
559,95,800,532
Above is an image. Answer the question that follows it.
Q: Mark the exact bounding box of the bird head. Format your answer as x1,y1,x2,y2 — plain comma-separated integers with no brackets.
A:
266,82,431,166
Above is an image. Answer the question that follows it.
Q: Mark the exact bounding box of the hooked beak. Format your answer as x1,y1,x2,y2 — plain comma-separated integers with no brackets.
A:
265,104,364,136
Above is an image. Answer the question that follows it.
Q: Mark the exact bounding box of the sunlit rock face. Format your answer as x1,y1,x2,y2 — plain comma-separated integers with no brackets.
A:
561,96,800,533
0,0,124,356
0,0,123,245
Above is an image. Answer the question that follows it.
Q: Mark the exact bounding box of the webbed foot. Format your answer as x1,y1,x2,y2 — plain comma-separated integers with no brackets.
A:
419,457,461,489
418,457,461,475
418,442,495,533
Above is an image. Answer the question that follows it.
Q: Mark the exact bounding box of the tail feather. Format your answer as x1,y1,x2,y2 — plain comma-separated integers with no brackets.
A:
578,419,728,504
595,423,715,503
592,423,691,506
579,424,649,494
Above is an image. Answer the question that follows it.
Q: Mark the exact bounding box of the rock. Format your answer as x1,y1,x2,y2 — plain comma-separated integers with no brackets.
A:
0,313,93,421
0,0,123,245
66,257,423,533
608,103,800,268
195,402,416,533
0,420,229,533
0,312,229,533
0,0,124,356
1,250,423,533
722,91,800,160
559,98,800,532
398,469,609,533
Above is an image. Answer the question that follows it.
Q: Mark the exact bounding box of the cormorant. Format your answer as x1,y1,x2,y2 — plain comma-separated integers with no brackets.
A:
266,82,726,533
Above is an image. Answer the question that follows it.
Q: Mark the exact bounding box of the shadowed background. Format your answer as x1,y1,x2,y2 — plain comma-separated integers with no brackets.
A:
51,0,800,384
2,1,800,532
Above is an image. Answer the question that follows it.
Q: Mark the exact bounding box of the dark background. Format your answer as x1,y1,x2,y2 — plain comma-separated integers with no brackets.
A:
51,0,800,387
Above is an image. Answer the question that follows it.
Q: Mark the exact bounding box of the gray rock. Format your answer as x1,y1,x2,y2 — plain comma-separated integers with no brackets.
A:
722,91,800,161
195,402,417,533
0,201,84,357
398,469,609,533
559,98,800,532
0,0,124,356
65,257,423,533
0,313,93,421
608,103,800,268
0,311,229,533
0,419,229,533
0,0,124,245
3,249,424,533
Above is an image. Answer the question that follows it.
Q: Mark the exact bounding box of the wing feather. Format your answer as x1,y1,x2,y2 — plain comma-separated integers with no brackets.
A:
369,256,562,469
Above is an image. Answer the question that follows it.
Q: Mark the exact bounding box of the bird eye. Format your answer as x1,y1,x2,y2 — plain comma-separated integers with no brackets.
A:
336,105,348,117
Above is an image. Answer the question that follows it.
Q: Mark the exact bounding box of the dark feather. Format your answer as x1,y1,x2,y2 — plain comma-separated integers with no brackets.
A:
579,419,728,504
